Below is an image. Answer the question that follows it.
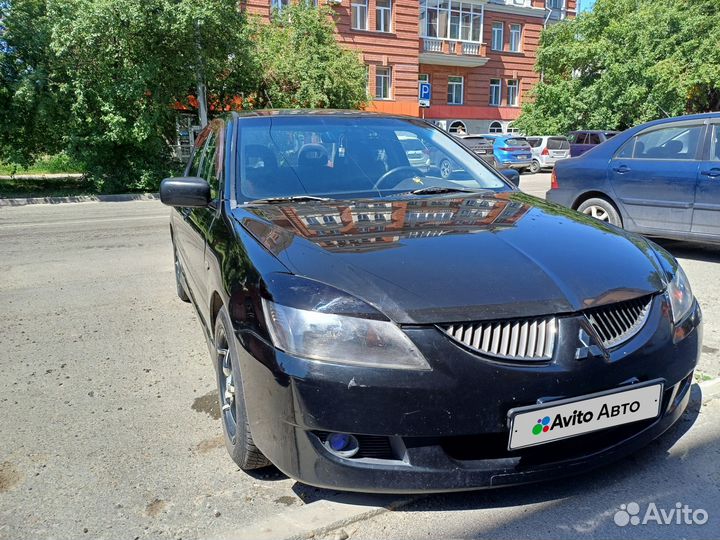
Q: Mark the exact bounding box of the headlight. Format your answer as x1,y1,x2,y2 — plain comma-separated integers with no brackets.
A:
667,265,694,323
261,299,430,370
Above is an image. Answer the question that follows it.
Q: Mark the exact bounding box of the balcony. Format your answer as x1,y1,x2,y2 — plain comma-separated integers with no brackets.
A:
419,37,489,68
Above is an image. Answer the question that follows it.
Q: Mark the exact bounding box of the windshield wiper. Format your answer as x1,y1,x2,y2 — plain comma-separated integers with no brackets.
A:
247,195,332,205
408,186,481,196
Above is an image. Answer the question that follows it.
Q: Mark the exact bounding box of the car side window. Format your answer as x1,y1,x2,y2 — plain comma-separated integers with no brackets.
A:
187,142,205,177
710,125,720,161
527,138,541,148
615,138,635,159
201,132,220,201
634,124,704,160
575,133,588,144
587,133,601,145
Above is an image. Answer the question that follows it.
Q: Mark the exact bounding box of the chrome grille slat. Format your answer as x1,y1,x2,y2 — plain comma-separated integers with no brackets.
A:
439,316,557,361
438,295,653,363
584,295,653,349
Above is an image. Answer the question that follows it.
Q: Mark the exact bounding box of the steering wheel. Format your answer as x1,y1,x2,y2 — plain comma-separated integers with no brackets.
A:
373,166,424,190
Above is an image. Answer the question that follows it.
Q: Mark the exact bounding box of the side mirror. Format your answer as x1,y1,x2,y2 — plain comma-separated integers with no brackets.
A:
500,169,520,188
160,177,211,208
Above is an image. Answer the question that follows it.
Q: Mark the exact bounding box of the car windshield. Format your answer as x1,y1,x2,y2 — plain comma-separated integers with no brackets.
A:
236,116,508,201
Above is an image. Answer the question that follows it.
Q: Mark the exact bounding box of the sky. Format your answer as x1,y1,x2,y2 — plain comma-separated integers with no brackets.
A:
579,0,597,11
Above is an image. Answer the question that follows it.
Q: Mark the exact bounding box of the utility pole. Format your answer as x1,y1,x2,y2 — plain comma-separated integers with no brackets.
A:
195,20,208,128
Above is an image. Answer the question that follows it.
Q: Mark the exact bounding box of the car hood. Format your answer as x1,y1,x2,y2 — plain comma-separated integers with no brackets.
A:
234,193,666,324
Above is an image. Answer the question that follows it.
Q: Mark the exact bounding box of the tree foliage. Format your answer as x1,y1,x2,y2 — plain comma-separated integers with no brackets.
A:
253,4,368,109
0,1,367,192
514,0,720,135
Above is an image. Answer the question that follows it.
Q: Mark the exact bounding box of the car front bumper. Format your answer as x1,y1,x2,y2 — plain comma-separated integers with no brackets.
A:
235,297,701,493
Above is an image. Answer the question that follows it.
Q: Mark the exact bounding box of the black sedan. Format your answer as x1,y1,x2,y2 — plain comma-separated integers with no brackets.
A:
161,110,701,493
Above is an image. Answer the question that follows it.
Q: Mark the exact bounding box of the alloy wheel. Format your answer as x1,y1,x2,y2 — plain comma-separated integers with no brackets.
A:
440,159,452,178
216,327,237,444
582,205,610,222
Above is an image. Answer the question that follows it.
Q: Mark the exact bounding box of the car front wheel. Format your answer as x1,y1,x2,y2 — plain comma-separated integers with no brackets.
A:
214,306,271,470
577,197,623,227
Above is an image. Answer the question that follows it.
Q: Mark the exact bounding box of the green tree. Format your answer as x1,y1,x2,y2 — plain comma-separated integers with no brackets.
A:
252,3,368,109
1,0,255,192
0,1,368,192
514,0,720,135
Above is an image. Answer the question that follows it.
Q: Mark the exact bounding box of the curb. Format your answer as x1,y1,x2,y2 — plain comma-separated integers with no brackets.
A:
217,494,412,540
0,193,159,207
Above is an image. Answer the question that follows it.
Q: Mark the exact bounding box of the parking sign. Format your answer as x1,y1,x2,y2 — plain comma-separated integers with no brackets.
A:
419,82,431,108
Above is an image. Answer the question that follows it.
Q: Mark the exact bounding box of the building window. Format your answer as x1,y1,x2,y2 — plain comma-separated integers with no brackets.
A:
509,24,522,52
271,0,291,11
352,0,368,31
449,121,467,134
419,73,430,84
507,79,519,106
547,0,563,8
507,122,520,134
489,121,503,133
447,76,464,105
491,22,504,51
376,0,392,33
420,0,484,43
376,66,392,100
489,79,501,106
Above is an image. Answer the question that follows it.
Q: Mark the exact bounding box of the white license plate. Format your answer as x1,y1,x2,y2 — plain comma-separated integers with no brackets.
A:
518,155,530,160
507,382,663,450
552,152,567,157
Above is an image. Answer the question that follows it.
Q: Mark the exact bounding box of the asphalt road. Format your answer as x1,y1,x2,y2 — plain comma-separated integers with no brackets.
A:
0,184,718,540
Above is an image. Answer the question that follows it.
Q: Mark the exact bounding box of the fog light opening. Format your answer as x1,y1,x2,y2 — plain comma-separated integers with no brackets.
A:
324,433,360,458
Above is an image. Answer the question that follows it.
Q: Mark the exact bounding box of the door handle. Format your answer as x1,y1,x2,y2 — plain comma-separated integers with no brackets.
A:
700,168,720,178
612,165,630,173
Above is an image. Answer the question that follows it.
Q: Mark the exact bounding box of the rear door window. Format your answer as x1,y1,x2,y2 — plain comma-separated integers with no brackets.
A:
587,133,602,145
634,124,704,160
526,138,541,148
547,137,569,150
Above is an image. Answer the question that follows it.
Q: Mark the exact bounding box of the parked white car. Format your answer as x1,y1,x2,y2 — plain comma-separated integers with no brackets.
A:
526,136,570,173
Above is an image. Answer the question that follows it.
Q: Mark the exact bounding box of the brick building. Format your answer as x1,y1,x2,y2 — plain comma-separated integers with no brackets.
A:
244,0,575,134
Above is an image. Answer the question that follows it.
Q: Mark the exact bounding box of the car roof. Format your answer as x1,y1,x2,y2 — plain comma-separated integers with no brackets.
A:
229,109,417,121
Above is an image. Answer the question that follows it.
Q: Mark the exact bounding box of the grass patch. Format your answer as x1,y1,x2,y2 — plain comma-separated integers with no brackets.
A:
694,370,714,383
0,176,97,199
0,154,82,176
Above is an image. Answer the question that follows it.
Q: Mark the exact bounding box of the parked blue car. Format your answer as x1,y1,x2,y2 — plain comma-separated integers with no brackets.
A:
547,113,720,243
484,135,533,171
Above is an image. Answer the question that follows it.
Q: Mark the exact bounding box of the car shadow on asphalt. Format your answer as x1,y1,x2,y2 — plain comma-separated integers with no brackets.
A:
285,384,704,512
656,239,720,263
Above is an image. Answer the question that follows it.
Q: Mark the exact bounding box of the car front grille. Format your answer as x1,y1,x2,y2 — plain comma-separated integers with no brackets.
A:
441,317,557,361
439,295,655,361
584,295,653,349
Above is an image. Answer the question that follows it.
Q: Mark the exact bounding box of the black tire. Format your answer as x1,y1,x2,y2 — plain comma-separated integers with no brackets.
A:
518,167,529,174
214,306,270,470
529,160,541,174
173,243,191,303
577,197,623,227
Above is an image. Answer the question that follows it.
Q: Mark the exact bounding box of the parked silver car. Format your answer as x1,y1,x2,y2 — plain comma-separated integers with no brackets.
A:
526,136,571,173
